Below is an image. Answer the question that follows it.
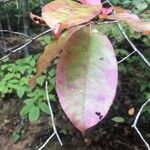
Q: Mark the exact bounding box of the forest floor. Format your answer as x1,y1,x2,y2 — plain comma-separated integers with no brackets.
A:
0,71,150,150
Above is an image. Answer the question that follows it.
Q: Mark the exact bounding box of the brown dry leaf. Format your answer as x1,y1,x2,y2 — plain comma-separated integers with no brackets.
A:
128,107,135,116
28,25,84,87
31,0,101,37
30,12,46,26
99,12,150,35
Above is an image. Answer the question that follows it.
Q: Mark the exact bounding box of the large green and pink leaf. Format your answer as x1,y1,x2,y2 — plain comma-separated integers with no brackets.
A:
28,25,84,87
56,26,118,133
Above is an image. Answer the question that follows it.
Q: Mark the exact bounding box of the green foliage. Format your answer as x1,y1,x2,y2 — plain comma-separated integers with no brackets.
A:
0,55,56,122
11,128,25,143
111,116,125,123
11,130,21,143
112,0,149,10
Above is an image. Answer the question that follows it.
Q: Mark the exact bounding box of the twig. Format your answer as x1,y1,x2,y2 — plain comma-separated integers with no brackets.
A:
0,29,52,61
45,80,63,145
94,20,119,25
38,133,55,150
132,99,150,150
37,81,63,150
117,23,150,67
0,0,11,3
0,29,31,39
105,0,150,67
118,50,136,64
105,1,150,149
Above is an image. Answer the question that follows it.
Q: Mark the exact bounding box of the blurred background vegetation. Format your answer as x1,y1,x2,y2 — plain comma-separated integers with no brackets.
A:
0,0,149,149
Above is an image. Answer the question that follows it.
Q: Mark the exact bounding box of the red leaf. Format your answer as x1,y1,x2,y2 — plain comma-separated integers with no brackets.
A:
30,12,46,26
78,0,101,5
56,26,118,133
101,7,114,15
99,12,150,35
30,0,101,37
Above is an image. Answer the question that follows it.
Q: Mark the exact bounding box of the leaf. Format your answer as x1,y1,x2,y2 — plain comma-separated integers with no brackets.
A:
28,25,84,87
36,75,45,86
30,12,46,26
39,102,50,114
135,2,148,11
16,87,26,98
111,116,125,123
20,104,34,116
11,131,21,143
101,7,114,15
78,0,101,5
29,106,40,122
31,0,101,37
128,107,135,116
56,26,118,134
100,12,150,35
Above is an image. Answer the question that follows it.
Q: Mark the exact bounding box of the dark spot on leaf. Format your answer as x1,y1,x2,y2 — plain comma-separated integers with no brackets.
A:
95,112,101,116
99,57,104,60
95,112,103,120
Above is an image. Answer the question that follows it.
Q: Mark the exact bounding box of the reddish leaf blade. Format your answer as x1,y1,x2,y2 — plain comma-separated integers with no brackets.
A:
56,27,118,134
100,12,150,35
31,0,101,37
78,0,101,5
30,12,46,26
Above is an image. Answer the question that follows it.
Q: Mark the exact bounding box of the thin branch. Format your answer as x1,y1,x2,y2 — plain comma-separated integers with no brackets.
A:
45,80,63,146
132,99,150,150
105,1,150,149
94,20,119,25
0,0,11,3
118,50,136,64
105,0,150,67
0,29,52,61
38,133,55,150
0,30,31,39
37,81,63,150
117,23,150,67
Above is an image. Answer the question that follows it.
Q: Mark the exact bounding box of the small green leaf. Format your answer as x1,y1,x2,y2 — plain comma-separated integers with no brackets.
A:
135,2,148,11
15,73,21,79
20,77,28,85
25,55,33,63
30,59,36,67
27,92,36,98
24,98,36,105
49,68,56,77
17,87,26,98
3,74,14,81
11,131,21,143
0,85,8,94
39,102,50,114
7,83,18,90
18,67,26,74
36,76,45,86
9,79,19,84
1,64,9,70
49,94,56,102
146,93,150,99
112,116,125,123
29,106,40,122
20,104,34,116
